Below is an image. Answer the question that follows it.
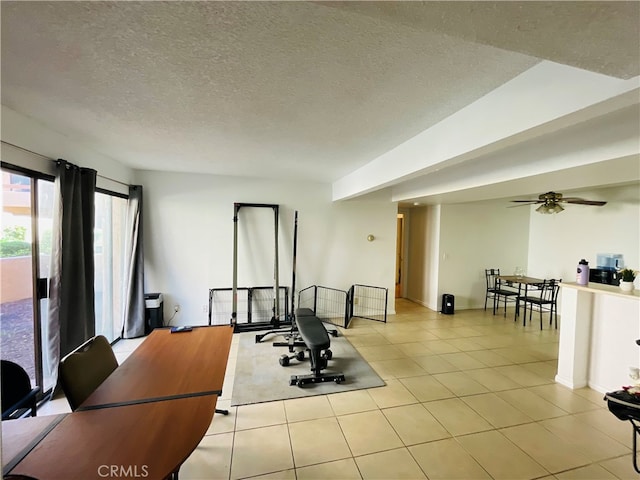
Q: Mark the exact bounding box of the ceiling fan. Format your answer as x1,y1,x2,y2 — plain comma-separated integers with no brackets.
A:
510,191,607,214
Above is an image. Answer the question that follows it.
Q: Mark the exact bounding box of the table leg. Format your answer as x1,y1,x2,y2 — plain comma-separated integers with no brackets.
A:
514,283,524,323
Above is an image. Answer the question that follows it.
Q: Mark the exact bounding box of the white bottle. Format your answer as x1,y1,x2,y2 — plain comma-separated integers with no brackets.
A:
576,259,589,285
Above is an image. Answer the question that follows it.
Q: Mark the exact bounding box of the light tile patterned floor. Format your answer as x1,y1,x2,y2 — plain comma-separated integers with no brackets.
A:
39,299,639,479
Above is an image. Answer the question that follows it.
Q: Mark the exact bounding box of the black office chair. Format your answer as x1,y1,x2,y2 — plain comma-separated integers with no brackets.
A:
484,268,501,310
519,278,561,329
59,335,118,411
1,360,41,420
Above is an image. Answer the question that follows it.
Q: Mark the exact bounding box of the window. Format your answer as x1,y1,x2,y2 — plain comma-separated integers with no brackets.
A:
94,191,128,342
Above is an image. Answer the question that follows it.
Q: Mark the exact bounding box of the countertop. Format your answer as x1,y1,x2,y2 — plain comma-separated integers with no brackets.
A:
560,281,640,300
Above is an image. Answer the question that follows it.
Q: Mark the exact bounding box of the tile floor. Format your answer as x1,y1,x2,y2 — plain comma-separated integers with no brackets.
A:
39,299,638,479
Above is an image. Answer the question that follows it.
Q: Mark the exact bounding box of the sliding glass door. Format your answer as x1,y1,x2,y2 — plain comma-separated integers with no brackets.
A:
94,191,128,342
2,165,129,396
1,169,54,393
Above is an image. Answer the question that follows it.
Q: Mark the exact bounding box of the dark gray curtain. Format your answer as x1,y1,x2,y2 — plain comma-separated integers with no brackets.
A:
47,160,97,389
122,185,145,338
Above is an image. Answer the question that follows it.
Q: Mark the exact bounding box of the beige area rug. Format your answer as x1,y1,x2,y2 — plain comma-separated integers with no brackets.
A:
231,327,385,406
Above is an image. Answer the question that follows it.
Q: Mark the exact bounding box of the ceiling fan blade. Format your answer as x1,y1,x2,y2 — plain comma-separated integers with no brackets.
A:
508,192,607,209
563,199,607,206
507,203,537,208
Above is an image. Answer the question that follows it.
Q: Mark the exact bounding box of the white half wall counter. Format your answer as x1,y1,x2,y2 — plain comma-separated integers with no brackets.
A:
556,282,640,393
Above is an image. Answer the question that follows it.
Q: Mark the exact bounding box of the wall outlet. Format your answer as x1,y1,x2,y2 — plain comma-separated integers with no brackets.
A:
174,304,180,312
202,304,208,314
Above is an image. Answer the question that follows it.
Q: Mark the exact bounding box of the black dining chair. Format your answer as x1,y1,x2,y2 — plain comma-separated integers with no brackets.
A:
1,360,41,420
484,268,501,310
492,277,520,317
519,278,561,329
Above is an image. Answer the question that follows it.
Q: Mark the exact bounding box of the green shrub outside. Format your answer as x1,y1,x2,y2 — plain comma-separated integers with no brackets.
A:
0,240,32,257
3,225,27,241
0,225,53,258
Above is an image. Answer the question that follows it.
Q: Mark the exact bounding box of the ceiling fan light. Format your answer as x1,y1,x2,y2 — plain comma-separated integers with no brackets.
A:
536,204,551,214
551,203,564,214
536,203,564,214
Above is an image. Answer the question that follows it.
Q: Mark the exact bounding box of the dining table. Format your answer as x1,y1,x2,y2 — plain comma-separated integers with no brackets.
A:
496,275,545,321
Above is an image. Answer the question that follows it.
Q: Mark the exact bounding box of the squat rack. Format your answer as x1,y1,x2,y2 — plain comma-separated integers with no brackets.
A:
231,203,281,329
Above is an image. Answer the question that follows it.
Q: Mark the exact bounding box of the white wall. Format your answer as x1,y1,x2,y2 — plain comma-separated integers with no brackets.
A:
527,184,640,285
1,106,133,193
438,202,530,310
406,201,530,310
135,170,398,326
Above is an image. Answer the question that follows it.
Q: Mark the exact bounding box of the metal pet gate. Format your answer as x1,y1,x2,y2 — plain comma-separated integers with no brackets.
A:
298,285,351,329
297,284,388,329
211,284,389,332
349,284,388,324
208,286,290,332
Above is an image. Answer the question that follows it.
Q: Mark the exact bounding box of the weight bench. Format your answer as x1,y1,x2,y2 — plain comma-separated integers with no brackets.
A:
287,314,345,387
296,308,339,337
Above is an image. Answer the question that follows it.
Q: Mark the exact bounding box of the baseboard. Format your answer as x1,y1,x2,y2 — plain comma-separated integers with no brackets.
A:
555,374,588,390
405,297,431,309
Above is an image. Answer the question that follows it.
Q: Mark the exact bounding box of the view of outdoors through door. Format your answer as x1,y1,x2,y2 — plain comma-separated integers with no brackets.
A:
94,191,128,342
1,169,54,393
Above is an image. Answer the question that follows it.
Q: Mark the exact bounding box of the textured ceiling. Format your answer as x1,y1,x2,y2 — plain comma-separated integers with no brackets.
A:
1,1,639,201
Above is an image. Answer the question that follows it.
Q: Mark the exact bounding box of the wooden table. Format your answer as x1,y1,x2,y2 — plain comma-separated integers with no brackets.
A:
496,275,545,320
498,275,544,285
81,325,233,409
5,324,234,479
8,395,218,480
2,414,66,475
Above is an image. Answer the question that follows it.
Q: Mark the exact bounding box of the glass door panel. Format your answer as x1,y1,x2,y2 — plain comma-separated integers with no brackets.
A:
0,170,53,394
94,192,127,342
37,179,54,391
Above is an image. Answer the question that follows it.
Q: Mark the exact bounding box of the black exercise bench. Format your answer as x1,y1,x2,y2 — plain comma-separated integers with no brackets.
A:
287,313,345,387
296,308,339,337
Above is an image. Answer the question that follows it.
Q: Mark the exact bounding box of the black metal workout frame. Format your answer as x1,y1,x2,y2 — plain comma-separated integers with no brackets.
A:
230,203,287,333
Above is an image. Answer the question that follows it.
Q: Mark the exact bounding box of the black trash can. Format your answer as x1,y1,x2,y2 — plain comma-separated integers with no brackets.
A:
441,294,454,315
144,293,164,333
